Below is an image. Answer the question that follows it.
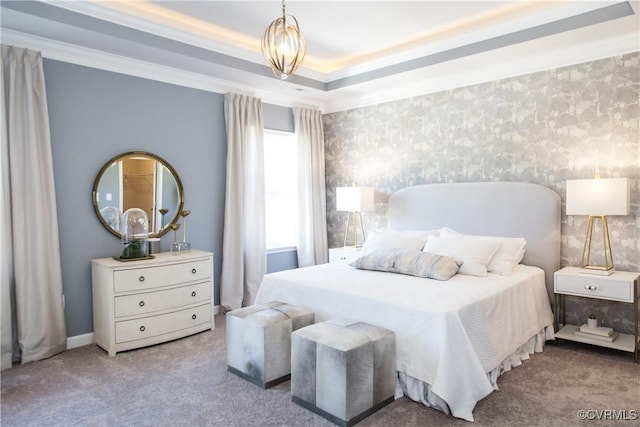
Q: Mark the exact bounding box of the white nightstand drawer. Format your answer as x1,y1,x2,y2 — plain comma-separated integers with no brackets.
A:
115,303,211,344
553,266,639,362
329,247,362,262
555,273,633,302
114,281,212,317
114,259,212,292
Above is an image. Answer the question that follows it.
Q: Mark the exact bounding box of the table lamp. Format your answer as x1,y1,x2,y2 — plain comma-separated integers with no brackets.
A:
336,186,374,247
566,177,629,275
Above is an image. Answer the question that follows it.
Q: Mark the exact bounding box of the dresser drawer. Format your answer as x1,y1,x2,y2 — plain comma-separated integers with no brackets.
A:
113,259,211,292
115,303,211,344
555,274,633,302
114,281,211,317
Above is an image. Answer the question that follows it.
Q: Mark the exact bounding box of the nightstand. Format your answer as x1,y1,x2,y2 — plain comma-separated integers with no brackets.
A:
329,247,362,262
554,266,639,363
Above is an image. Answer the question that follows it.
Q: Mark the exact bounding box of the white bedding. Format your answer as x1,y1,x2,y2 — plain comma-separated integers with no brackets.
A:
254,261,555,421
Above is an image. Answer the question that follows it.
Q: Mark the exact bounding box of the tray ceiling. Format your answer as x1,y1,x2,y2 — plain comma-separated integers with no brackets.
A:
1,1,638,112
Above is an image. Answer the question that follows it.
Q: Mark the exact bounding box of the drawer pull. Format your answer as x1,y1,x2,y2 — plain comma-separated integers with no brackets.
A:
191,268,197,274
139,325,146,332
192,314,197,320
191,291,196,297
584,285,597,290
139,301,145,307
139,276,145,282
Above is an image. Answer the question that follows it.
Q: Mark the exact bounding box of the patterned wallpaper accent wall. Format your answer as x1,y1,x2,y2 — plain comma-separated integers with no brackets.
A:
323,52,639,333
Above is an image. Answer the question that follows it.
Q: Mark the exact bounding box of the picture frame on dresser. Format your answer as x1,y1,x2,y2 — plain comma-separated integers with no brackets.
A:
91,250,215,356
553,266,639,363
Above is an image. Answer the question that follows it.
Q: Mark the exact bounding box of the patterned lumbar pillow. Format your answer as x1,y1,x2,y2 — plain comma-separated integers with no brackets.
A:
350,247,461,281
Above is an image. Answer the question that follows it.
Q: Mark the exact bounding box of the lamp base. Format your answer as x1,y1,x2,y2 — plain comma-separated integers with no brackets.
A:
578,215,616,275
578,267,615,276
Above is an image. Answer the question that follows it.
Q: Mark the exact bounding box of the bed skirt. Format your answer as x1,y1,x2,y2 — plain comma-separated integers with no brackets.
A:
395,325,555,422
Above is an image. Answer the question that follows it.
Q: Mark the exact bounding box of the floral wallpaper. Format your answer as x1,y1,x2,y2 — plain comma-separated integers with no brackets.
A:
323,52,639,334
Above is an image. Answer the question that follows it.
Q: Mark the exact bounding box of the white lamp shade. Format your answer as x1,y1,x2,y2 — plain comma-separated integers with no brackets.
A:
336,187,374,212
566,178,630,216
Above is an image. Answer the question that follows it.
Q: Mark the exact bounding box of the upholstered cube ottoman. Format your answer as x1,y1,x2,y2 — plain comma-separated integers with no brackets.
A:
291,319,396,427
226,301,314,388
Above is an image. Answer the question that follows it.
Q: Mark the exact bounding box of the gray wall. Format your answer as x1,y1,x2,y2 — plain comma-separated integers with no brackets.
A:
45,59,294,337
323,53,639,333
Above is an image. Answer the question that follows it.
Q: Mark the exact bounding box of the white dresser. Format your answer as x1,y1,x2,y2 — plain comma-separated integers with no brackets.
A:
91,250,215,356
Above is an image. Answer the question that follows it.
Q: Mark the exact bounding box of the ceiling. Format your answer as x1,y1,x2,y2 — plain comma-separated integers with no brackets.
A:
1,1,639,112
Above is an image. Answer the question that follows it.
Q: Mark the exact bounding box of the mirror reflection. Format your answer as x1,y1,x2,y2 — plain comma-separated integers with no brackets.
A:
93,152,184,238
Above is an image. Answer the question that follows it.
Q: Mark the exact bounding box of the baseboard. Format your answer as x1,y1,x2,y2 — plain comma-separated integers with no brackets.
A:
67,333,93,350
66,306,221,349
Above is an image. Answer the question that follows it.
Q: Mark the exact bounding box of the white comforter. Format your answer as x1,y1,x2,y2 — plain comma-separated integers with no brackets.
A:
254,262,554,421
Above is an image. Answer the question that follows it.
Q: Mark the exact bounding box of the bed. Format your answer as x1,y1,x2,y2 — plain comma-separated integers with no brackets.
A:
254,182,561,421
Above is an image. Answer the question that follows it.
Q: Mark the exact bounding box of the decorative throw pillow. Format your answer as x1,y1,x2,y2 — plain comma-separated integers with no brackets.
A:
440,228,526,275
350,247,461,281
361,229,440,252
422,235,500,277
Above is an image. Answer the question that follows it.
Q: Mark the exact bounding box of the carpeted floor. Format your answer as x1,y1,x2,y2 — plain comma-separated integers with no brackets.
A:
2,315,639,427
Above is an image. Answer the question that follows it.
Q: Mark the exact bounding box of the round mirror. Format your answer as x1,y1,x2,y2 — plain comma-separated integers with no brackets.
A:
92,151,184,238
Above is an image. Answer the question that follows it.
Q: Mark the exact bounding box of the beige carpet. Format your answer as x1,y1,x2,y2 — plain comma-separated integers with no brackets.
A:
2,315,639,427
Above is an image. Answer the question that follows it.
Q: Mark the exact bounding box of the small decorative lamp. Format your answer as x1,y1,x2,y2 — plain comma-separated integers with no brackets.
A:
336,185,374,247
566,177,630,274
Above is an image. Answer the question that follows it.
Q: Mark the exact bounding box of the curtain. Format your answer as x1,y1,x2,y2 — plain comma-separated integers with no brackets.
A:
220,93,266,310
294,107,328,267
1,45,67,368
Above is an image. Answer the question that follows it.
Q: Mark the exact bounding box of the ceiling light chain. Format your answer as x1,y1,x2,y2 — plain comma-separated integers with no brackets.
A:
261,0,307,80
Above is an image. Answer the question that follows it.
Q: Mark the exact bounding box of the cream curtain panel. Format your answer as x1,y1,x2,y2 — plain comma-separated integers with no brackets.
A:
294,107,328,267
1,45,67,368
220,93,266,310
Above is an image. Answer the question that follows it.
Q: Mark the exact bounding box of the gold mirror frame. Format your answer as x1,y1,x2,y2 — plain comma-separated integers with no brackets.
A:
92,151,184,238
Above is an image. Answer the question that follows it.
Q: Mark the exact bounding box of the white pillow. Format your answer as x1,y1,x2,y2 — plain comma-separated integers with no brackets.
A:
423,235,500,277
350,247,461,281
440,228,526,275
362,229,440,252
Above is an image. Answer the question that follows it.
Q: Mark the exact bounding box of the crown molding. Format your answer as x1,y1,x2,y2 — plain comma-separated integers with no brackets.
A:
323,32,640,114
42,0,264,65
324,0,616,81
40,0,327,82
2,25,637,115
0,29,325,111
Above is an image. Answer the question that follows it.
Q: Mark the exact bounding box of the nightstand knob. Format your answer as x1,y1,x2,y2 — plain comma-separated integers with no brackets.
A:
139,325,146,332
139,276,145,282
584,285,597,290
191,291,196,297
192,314,197,320
192,268,197,274
139,300,145,307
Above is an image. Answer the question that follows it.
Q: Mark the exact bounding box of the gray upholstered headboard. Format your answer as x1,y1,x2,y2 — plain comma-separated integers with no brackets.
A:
388,182,561,299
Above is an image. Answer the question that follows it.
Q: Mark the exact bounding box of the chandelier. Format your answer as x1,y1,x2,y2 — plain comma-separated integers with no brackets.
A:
261,0,307,80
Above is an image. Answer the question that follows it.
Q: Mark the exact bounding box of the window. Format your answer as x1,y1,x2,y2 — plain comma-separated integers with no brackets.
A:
264,129,298,249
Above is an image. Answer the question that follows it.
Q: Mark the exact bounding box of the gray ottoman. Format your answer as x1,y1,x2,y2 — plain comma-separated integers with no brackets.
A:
226,301,314,388
291,319,396,427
